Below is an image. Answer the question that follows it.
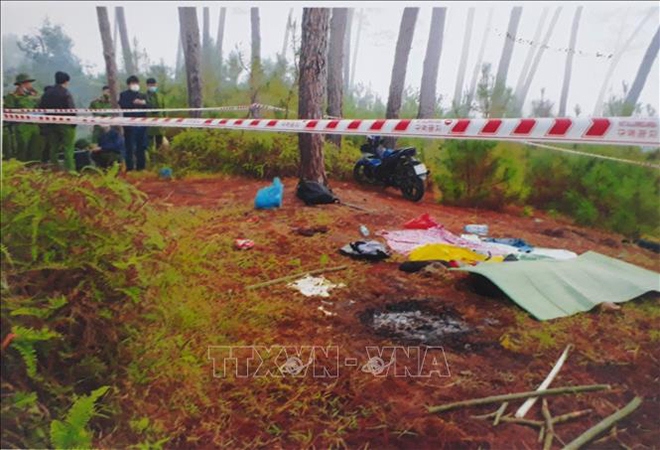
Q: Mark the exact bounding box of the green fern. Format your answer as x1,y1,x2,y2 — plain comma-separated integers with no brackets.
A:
10,296,68,319
10,326,61,378
50,386,109,449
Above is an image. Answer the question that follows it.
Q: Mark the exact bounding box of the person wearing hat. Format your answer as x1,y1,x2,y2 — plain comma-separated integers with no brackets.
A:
145,78,166,150
89,85,113,143
38,71,77,171
2,73,43,162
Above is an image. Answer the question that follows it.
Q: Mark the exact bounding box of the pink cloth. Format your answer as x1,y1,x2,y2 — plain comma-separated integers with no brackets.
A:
378,226,516,256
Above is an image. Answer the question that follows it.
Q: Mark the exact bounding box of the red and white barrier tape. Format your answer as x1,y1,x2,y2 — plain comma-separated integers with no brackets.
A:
3,114,658,147
2,103,287,115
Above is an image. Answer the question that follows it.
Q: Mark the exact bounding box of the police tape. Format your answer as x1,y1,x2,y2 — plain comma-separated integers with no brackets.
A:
2,103,287,115
3,113,659,147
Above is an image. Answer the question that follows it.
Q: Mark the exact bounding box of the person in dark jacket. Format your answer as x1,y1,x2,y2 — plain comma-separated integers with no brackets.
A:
118,75,149,171
38,71,76,170
90,125,124,169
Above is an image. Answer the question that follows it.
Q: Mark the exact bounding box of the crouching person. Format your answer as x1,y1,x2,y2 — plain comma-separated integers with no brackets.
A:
91,125,124,169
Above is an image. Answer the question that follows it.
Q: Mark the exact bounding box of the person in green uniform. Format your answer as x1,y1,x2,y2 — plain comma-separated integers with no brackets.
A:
89,85,113,143
2,73,43,162
39,71,77,171
145,78,165,149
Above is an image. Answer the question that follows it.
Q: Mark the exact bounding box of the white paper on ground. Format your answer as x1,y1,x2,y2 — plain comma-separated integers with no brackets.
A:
287,275,346,297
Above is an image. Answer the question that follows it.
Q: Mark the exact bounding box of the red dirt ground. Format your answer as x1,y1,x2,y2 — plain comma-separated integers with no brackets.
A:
127,174,660,449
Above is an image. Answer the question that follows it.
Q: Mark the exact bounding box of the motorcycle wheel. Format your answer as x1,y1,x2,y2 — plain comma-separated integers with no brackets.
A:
400,168,425,202
353,163,372,184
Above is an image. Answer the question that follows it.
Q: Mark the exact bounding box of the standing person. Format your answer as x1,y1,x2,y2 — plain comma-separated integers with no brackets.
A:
89,85,113,143
119,75,149,171
2,73,43,162
145,78,166,150
39,71,76,171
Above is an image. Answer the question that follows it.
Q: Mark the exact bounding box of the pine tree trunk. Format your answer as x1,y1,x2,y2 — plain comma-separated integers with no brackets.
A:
326,8,348,147
418,7,446,119
179,7,203,117
280,8,293,64
624,26,660,114
96,7,120,108
385,7,419,148
558,6,583,116
203,7,211,56
350,9,364,89
513,8,549,115
466,9,494,113
217,8,227,73
115,6,135,75
175,34,183,80
452,7,474,114
298,8,330,185
343,9,354,94
250,7,262,103
492,6,523,117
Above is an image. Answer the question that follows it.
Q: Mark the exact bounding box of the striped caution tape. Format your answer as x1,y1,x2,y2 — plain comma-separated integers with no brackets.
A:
2,103,287,115
3,113,658,147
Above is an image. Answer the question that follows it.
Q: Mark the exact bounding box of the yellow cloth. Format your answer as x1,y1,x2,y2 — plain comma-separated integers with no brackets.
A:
409,243,503,264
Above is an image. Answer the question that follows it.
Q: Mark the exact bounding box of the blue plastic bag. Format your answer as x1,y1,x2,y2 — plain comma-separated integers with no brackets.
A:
254,177,283,209
159,167,173,180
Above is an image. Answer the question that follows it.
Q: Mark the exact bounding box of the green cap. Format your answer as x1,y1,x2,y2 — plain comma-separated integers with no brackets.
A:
14,73,36,85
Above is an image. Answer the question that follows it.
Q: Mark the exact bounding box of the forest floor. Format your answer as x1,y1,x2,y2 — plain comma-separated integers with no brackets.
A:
105,173,660,449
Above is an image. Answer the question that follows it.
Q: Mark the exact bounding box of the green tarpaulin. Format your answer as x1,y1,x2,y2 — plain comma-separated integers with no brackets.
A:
458,251,660,320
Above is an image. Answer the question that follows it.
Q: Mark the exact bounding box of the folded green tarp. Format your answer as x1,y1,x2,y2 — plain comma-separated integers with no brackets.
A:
458,251,660,320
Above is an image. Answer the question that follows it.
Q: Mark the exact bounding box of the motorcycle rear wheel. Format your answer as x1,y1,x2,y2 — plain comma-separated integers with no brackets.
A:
400,169,425,202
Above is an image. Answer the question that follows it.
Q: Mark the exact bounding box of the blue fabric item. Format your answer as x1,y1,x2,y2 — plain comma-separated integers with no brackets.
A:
484,237,534,253
97,129,124,155
255,177,283,209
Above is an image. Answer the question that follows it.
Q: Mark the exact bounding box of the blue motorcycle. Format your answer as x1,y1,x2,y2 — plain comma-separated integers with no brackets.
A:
353,136,428,202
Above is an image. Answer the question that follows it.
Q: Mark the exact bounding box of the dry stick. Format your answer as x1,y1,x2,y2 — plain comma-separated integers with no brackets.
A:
493,402,508,426
538,425,546,443
542,399,555,450
245,265,348,290
427,384,611,414
562,397,643,450
498,416,544,428
516,344,573,418
553,409,592,425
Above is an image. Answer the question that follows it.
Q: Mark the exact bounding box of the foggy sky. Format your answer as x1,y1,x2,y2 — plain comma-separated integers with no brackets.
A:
2,1,659,116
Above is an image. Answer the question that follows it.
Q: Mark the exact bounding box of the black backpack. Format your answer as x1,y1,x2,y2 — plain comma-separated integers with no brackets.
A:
296,180,340,205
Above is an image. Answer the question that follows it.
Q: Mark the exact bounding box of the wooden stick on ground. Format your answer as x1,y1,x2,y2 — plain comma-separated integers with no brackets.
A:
493,402,508,426
245,265,348,290
427,384,611,414
516,344,573,418
542,399,555,450
553,409,592,425
562,397,643,450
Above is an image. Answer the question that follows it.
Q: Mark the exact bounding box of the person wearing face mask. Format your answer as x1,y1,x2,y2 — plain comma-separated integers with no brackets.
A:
118,75,150,171
145,78,166,150
38,71,77,171
3,73,42,162
89,85,113,143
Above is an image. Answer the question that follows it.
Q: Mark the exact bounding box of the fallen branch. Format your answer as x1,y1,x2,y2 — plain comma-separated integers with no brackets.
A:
562,397,643,450
516,344,573,418
245,265,348,290
427,384,611,414
499,416,544,428
553,409,592,425
340,202,376,213
494,402,508,426
542,399,555,450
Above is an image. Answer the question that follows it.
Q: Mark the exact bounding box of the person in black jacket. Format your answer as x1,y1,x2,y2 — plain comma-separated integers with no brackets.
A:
119,75,150,171
39,71,77,170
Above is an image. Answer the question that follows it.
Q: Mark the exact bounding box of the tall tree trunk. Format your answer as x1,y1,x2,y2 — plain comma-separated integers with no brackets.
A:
466,8,494,113
350,9,364,89
624,26,660,115
326,8,348,146
558,6,583,116
203,7,211,55
298,8,330,185
343,9,353,94
385,7,419,148
96,7,119,108
515,7,562,116
418,7,446,119
492,6,523,117
452,8,474,114
513,7,549,115
280,8,293,64
250,7,262,103
115,7,135,75
175,34,183,80
217,8,227,73
593,9,655,116
179,7,203,117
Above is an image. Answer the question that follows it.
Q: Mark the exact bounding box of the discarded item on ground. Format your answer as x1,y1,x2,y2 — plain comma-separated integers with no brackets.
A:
296,179,339,205
340,241,390,261
318,305,336,316
234,239,254,250
563,396,643,450
637,238,660,253
457,252,659,320
341,201,376,213
360,225,370,237
464,224,489,236
245,265,347,290
409,243,502,265
404,213,439,230
159,167,173,180
427,384,610,414
598,302,622,312
294,225,329,237
399,260,440,273
516,345,573,418
254,177,284,209
484,237,534,253
287,274,345,297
